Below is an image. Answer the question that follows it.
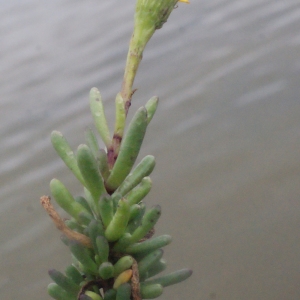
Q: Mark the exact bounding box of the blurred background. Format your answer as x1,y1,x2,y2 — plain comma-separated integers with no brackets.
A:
1,0,300,299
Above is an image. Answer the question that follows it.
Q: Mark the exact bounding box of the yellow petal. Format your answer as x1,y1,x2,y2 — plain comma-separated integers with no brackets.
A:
179,0,190,3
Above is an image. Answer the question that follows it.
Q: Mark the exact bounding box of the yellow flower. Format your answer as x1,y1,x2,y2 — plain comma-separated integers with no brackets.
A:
179,0,190,3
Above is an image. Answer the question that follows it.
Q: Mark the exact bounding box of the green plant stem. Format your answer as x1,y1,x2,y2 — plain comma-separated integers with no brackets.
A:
109,31,154,168
121,19,155,114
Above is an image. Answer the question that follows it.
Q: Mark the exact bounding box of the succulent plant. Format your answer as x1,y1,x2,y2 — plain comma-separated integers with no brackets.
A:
41,1,192,299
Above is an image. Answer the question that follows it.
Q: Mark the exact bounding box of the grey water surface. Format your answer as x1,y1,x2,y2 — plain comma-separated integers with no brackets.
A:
1,0,300,299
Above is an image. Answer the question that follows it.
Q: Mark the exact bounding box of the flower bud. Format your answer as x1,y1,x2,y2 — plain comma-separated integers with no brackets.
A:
135,0,177,32
121,0,189,105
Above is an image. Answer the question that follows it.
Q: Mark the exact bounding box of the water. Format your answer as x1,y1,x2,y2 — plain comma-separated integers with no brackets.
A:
1,0,300,299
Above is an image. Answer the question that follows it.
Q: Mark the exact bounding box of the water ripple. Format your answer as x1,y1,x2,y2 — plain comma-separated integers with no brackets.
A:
1,1,300,299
